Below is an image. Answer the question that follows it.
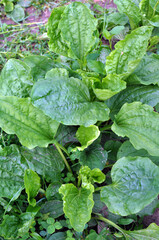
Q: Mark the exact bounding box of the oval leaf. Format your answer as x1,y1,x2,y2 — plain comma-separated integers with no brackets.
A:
0,59,33,97
101,156,159,216
106,26,153,78
0,96,59,149
59,183,94,232
59,2,98,61
31,77,110,127
0,145,25,199
112,102,159,156
106,85,159,119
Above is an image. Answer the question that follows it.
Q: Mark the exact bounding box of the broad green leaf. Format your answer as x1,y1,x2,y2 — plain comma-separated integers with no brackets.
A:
47,232,66,240
4,2,14,12
106,85,159,119
24,55,54,81
149,15,159,27
0,145,24,199
117,140,159,166
40,200,63,218
101,156,159,216
31,77,110,127
114,0,141,29
124,223,159,239
9,4,25,22
127,54,159,85
74,125,100,151
0,96,59,149
46,182,61,200
0,215,20,239
59,183,94,232
0,212,35,239
93,74,126,101
79,166,105,185
24,169,41,207
105,26,153,79
47,6,71,57
45,68,69,80
104,140,122,163
74,144,108,170
87,60,106,75
112,102,159,156
59,2,98,62
20,146,65,182
0,59,33,97
107,12,128,28
55,125,77,146
110,26,125,36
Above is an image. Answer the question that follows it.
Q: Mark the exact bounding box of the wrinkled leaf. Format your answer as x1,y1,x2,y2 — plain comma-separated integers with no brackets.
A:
106,26,153,78
127,54,159,85
24,55,54,81
114,0,141,29
106,85,159,119
117,140,159,166
47,6,70,57
24,169,41,207
20,146,65,182
0,96,59,149
45,68,69,80
101,156,159,216
0,145,24,199
59,2,98,62
79,166,105,185
59,183,94,232
31,76,110,127
107,12,128,28
112,102,159,156
93,74,126,100
0,59,33,97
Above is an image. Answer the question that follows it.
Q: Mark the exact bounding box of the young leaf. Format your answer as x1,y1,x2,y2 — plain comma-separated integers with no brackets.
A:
24,169,41,207
79,166,105,185
114,0,141,29
93,74,126,101
87,60,106,75
74,125,100,151
124,223,159,239
112,102,159,156
59,2,98,62
106,85,159,119
0,96,59,149
24,55,54,81
31,77,110,127
59,183,94,232
0,145,25,199
101,156,159,216
127,54,159,85
20,146,65,182
105,26,153,79
0,59,33,97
